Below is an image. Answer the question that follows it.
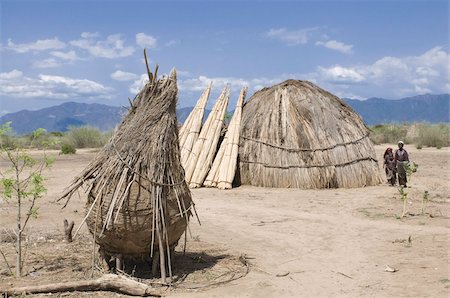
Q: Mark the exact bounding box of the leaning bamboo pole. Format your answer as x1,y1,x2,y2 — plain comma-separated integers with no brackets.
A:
179,82,212,163
184,86,230,187
204,87,247,188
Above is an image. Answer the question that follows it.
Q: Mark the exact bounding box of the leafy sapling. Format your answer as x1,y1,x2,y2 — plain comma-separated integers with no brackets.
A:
0,122,54,277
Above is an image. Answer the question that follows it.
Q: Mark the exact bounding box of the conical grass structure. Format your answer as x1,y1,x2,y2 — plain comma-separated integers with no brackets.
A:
204,87,247,189
60,68,194,282
179,82,212,167
184,86,230,188
238,80,382,188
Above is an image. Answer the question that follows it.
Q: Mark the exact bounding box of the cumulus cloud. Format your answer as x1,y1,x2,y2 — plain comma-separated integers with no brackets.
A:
317,65,364,84
136,33,157,48
129,74,149,94
111,70,138,81
32,58,61,69
266,27,318,45
0,69,23,80
0,69,113,99
177,74,293,93
7,37,66,53
50,50,80,61
315,40,353,54
314,46,449,97
70,33,135,58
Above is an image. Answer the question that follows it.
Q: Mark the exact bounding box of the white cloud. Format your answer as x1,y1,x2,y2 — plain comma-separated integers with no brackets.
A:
70,33,135,58
7,37,66,53
314,46,449,98
81,32,99,39
129,74,149,94
266,27,319,45
317,65,365,84
32,58,61,69
315,40,353,54
136,33,157,49
0,69,23,80
177,74,290,93
111,70,138,81
0,70,113,99
50,50,80,61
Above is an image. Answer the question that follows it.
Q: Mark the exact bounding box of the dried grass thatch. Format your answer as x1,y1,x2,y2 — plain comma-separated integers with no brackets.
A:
59,67,195,282
204,87,247,189
238,80,382,188
184,86,230,188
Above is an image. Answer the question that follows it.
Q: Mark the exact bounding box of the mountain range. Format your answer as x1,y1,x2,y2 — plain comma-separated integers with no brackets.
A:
1,94,448,135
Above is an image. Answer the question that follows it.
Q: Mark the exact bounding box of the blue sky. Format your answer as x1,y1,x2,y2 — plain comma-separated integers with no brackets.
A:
0,0,448,115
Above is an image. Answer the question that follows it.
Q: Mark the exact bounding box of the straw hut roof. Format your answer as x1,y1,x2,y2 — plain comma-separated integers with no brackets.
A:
238,79,381,188
60,68,194,281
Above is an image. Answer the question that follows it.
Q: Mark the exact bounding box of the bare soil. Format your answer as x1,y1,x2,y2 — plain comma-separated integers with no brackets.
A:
0,145,449,297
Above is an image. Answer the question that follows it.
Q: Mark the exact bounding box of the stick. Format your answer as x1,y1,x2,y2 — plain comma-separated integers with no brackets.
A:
0,247,13,276
63,219,75,243
3,274,161,297
144,48,153,82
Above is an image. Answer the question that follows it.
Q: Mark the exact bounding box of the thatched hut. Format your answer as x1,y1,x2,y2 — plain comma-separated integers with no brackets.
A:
238,80,381,188
60,68,194,282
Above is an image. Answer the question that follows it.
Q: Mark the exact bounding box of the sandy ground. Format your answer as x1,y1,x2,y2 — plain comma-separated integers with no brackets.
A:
0,145,449,297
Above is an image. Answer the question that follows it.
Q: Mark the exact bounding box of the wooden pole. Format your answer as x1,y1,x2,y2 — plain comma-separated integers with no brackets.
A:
3,274,161,297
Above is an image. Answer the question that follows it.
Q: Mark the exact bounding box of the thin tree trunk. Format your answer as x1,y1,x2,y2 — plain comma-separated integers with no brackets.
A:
16,168,22,277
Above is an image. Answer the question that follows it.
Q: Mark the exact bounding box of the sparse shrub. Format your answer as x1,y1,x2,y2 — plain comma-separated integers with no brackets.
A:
64,126,105,148
370,123,449,148
369,124,408,145
415,123,449,148
60,143,76,154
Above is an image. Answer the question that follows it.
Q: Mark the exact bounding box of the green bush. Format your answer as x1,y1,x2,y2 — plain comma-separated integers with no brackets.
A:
64,126,105,148
60,143,76,154
416,144,423,150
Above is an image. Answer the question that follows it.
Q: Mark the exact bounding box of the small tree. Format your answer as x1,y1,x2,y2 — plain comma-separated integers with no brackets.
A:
0,122,54,277
421,190,430,215
398,186,408,218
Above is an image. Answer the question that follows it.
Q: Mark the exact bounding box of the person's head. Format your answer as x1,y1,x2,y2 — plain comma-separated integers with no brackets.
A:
398,141,404,149
384,147,393,157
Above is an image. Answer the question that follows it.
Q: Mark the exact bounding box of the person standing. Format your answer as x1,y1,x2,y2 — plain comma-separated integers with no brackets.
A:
395,141,409,187
383,147,396,186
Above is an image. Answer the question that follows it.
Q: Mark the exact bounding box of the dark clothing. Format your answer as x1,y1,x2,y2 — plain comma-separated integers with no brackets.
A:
394,148,409,163
395,149,409,186
384,153,396,186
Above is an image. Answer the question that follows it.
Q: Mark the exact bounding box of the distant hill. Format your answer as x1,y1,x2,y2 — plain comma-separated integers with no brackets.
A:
343,94,449,125
0,102,126,135
1,94,448,134
0,102,205,135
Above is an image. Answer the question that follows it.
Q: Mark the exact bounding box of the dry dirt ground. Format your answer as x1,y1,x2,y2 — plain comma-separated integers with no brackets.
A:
0,145,449,297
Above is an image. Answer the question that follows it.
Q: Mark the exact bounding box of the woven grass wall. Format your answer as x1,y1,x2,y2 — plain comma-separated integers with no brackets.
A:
238,80,382,188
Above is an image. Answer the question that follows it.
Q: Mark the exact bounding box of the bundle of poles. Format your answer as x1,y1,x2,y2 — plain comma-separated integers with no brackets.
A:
180,84,247,189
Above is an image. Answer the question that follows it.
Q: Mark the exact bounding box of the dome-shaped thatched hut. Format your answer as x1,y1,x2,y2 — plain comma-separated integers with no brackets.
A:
238,80,381,188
